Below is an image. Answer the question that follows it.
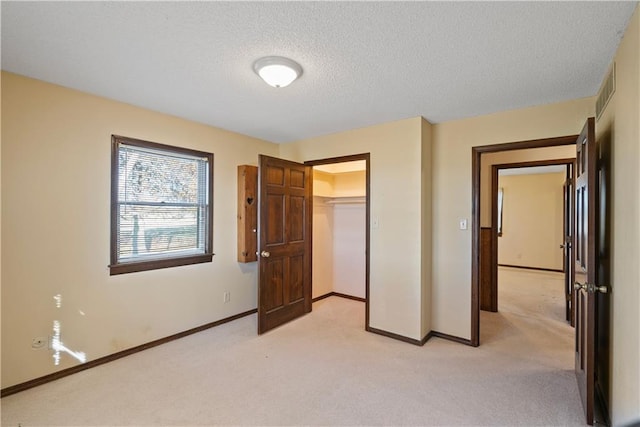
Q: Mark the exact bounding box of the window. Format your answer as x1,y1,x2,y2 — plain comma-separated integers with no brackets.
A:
110,135,213,275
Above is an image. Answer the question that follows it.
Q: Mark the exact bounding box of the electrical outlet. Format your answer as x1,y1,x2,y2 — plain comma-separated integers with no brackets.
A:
31,337,47,350
223,291,231,303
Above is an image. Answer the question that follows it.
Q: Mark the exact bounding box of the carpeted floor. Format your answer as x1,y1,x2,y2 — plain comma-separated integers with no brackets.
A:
1,267,585,426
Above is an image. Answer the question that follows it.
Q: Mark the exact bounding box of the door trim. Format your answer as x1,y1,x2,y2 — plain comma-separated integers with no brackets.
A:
471,135,577,346
305,153,371,330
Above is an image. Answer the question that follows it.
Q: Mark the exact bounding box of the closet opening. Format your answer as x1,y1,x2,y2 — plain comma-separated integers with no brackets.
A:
305,154,370,329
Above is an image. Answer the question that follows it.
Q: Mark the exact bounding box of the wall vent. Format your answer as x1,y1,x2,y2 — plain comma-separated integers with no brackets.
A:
596,63,615,121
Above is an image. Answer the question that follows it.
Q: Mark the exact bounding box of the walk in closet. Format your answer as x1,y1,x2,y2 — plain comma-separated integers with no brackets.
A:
312,162,366,300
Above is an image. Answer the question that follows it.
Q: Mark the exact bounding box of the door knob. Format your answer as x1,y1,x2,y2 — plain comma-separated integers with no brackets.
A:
560,242,572,249
260,251,270,258
574,282,609,294
592,284,608,294
581,282,608,294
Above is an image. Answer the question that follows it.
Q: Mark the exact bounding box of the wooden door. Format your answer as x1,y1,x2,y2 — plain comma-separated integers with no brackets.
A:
574,117,606,425
562,164,575,326
258,155,312,334
479,227,495,312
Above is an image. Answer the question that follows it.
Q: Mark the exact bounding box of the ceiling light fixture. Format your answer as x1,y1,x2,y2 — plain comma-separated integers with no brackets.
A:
253,56,303,88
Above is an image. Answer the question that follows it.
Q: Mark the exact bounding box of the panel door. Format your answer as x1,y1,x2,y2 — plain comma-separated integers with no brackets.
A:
574,117,602,425
257,155,312,334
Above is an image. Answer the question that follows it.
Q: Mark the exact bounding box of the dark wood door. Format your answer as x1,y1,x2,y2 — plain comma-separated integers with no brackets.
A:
258,155,312,334
574,117,606,425
562,164,575,326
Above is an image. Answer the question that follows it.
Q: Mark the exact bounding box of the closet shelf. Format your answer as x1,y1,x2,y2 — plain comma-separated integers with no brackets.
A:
323,196,366,205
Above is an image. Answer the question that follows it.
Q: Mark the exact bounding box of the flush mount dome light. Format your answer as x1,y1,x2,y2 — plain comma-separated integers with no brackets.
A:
253,56,303,88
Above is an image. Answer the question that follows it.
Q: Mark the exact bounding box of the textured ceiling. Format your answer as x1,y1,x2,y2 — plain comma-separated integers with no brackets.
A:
1,1,637,143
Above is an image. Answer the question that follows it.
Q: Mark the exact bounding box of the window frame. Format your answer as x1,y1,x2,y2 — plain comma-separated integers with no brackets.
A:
110,135,214,275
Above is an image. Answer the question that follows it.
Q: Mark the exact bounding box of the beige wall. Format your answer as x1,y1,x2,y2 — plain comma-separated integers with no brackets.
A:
332,171,366,198
497,172,565,271
594,6,640,425
0,72,279,388
312,196,334,299
420,118,433,337
480,145,575,228
312,170,337,298
431,97,595,340
0,72,3,369
282,117,430,340
312,169,335,197
333,203,366,299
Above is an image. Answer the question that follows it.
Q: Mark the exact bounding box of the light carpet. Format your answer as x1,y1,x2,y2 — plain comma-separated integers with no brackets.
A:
1,267,585,426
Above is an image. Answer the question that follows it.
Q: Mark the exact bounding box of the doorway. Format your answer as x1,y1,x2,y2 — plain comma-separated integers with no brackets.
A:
472,123,611,426
305,154,370,328
471,135,578,346
487,159,575,319
481,161,576,362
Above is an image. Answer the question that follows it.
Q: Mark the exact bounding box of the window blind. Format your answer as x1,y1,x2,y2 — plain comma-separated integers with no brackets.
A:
115,142,209,263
